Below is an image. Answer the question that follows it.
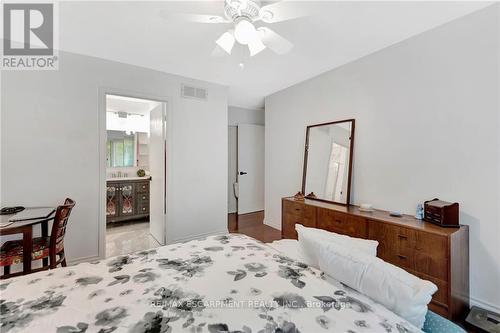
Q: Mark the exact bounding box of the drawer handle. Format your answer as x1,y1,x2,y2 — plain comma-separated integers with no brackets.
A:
142,196,146,200
295,208,301,211
398,235,408,240
397,254,407,260
142,207,146,211
334,219,342,223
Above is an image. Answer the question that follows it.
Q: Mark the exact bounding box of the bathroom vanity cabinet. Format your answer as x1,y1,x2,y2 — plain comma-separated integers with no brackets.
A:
106,178,150,223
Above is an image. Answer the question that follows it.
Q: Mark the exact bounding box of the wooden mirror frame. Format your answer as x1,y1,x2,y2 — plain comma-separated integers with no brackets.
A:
301,119,355,206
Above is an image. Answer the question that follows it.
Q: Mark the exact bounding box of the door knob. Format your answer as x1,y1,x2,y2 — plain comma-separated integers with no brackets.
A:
239,171,248,175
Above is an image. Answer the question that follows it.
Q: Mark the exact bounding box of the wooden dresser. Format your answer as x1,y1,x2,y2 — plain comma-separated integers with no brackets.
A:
282,197,469,322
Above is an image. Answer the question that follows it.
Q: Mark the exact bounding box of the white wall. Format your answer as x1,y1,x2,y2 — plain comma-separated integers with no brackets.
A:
228,106,265,126
1,51,228,261
265,5,499,312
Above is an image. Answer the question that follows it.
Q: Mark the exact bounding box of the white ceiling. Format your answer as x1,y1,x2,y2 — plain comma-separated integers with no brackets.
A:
60,1,491,110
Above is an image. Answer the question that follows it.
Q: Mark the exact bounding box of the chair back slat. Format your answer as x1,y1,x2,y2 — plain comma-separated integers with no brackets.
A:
50,198,75,252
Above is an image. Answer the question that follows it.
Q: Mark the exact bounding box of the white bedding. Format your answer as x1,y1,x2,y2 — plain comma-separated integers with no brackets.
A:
0,234,420,333
268,239,343,288
268,239,302,261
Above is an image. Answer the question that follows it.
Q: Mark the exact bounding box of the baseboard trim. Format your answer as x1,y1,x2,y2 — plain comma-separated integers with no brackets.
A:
263,218,280,230
470,296,500,313
68,255,100,266
237,210,264,216
168,229,228,245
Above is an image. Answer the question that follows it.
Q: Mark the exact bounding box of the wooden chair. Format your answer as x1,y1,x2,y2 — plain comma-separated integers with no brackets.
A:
1,198,76,277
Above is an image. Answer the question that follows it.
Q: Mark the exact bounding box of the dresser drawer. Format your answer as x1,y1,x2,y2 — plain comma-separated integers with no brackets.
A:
137,182,150,193
369,223,448,280
283,213,315,239
138,202,149,214
318,209,366,238
367,221,397,260
401,230,448,280
283,200,315,219
411,270,449,306
282,214,298,239
415,233,448,270
317,209,345,228
138,193,149,202
414,252,448,281
368,223,414,270
429,301,449,318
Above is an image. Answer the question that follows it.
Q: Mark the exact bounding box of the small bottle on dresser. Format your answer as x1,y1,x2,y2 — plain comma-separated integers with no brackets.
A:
415,203,424,220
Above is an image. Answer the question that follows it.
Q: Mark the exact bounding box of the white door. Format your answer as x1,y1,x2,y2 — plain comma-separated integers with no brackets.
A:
149,103,166,245
237,124,265,214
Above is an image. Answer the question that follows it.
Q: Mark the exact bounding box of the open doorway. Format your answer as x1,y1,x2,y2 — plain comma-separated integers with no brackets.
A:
228,124,265,223
227,123,278,242
104,94,167,258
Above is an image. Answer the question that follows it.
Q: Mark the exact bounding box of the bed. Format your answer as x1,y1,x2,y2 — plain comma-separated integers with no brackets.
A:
1,234,428,332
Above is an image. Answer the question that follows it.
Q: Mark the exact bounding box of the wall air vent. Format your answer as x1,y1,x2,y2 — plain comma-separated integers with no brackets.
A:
181,84,208,101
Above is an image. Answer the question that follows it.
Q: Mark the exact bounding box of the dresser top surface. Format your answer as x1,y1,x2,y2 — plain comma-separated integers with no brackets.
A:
283,197,466,236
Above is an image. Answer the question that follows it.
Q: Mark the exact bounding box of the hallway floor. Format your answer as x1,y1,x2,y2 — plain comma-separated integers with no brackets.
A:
228,211,282,243
106,220,160,258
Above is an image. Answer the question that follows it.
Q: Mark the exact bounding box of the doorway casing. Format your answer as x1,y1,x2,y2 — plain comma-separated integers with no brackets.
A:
97,87,171,259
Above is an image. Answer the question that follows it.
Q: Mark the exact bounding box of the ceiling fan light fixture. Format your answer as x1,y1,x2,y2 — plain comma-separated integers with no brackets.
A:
260,10,274,22
216,30,236,54
248,37,266,56
226,0,246,10
234,19,257,45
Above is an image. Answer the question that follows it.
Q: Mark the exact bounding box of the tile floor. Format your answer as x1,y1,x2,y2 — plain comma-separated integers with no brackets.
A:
106,220,160,258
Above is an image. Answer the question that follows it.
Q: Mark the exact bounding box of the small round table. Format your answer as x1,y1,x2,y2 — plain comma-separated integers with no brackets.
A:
0,208,55,278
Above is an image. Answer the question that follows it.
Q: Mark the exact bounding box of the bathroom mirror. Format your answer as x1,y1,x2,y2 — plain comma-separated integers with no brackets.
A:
107,130,135,167
302,119,355,205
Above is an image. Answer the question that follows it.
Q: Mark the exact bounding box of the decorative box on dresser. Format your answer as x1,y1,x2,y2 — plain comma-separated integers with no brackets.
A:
282,197,469,322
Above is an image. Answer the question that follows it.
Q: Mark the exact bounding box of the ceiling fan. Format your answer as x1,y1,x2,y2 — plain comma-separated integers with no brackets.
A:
161,0,307,57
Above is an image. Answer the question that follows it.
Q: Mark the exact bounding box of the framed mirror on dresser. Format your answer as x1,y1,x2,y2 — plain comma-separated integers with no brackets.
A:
302,119,355,205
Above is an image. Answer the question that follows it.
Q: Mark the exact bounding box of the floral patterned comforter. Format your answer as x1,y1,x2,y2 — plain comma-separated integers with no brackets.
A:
0,234,420,333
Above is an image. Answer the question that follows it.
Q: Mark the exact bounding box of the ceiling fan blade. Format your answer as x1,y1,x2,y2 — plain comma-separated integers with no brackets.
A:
160,11,230,24
258,1,309,23
215,31,235,55
248,37,266,56
211,45,231,57
258,27,293,55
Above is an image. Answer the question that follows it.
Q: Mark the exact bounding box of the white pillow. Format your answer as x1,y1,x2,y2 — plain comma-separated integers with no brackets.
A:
318,241,437,328
295,224,378,268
